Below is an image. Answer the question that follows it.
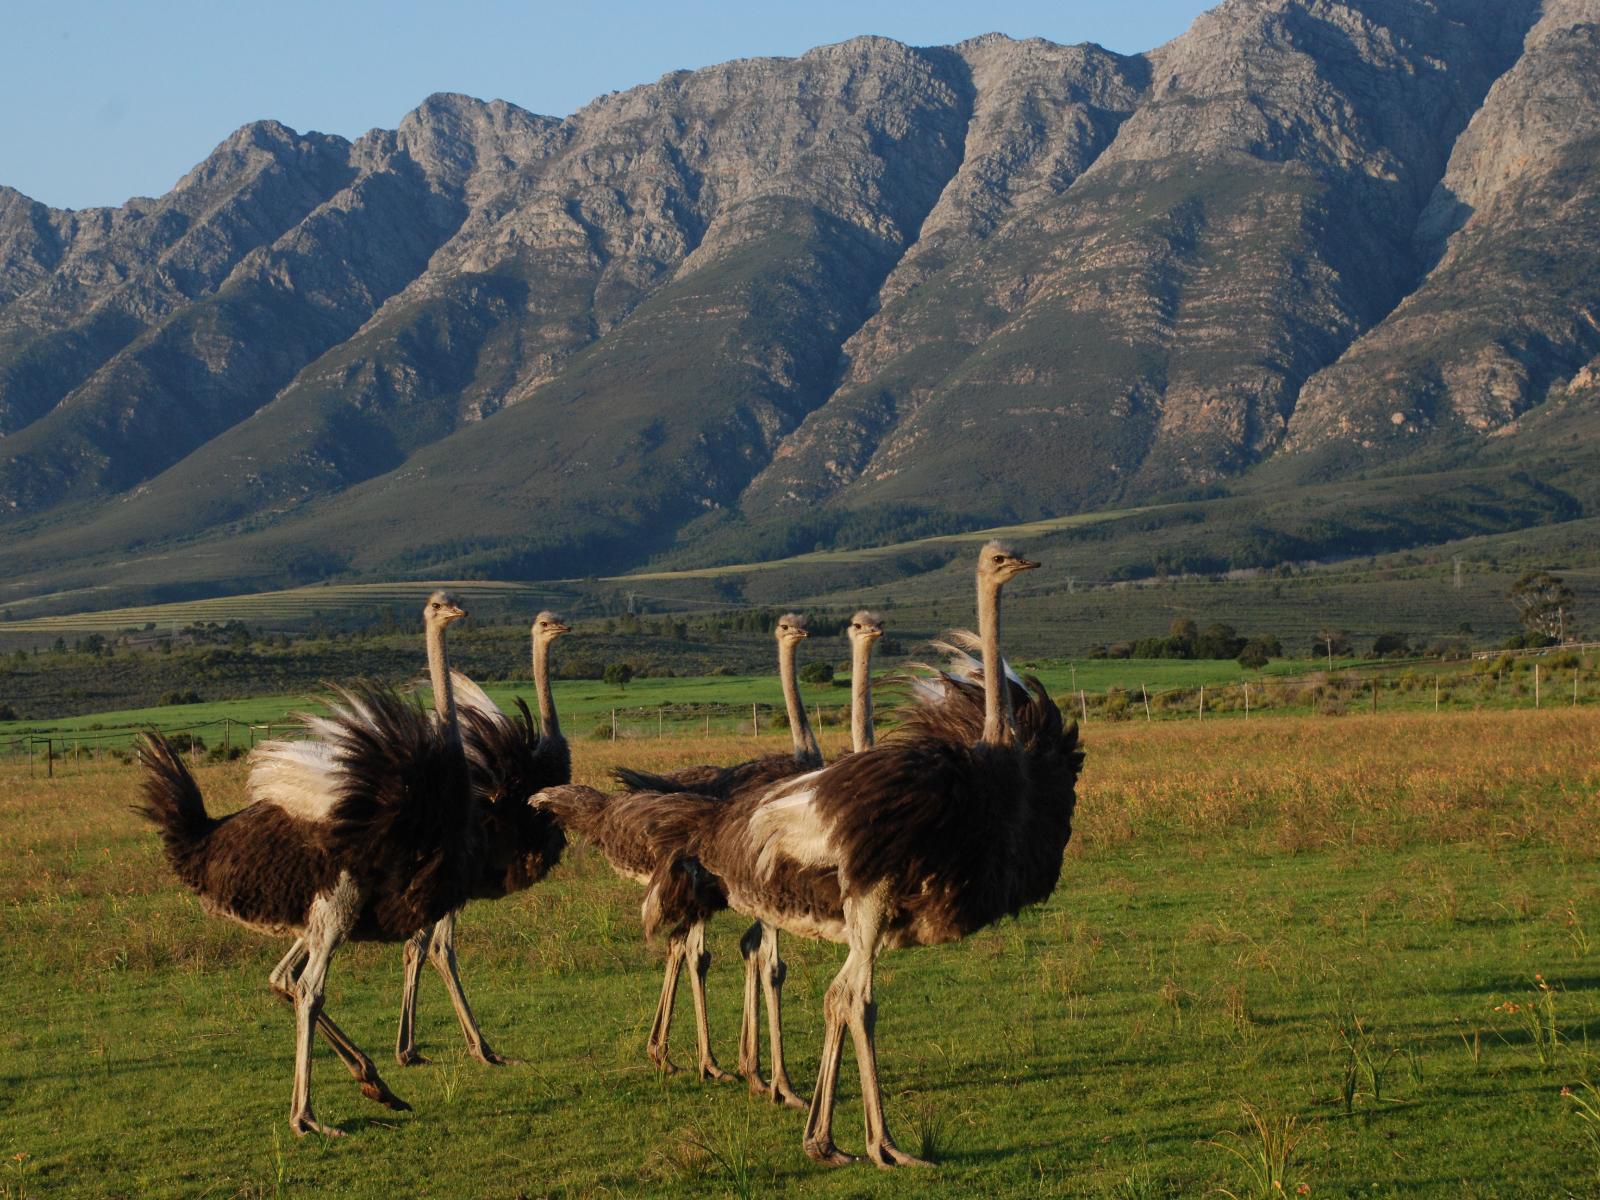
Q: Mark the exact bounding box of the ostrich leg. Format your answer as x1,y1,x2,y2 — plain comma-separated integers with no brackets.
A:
738,921,763,1089
803,890,931,1168
739,920,806,1108
647,936,688,1073
270,941,410,1112
288,931,340,1136
395,926,431,1065
683,919,735,1083
426,910,509,1064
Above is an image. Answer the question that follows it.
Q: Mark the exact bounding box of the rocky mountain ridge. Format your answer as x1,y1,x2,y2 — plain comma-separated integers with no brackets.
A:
2,0,1597,611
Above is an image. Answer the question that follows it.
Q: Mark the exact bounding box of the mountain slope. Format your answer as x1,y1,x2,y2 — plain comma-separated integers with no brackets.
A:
1,0,1597,614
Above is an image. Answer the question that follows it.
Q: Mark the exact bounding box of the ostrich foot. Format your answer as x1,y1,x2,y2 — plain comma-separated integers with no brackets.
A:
770,1081,809,1111
291,1113,345,1138
358,1080,412,1111
648,1047,682,1075
748,1070,808,1109
396,1048,431,1067
468,1043,514,1067
804,1138,859,1167
699,1058,737,1084
868,1141,934,1169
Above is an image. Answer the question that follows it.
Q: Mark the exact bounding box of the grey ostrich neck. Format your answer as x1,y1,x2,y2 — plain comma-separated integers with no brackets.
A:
778,637,821,765
427,620,460,743
978,575,1015,747
850,636,876,753
533,633,560,740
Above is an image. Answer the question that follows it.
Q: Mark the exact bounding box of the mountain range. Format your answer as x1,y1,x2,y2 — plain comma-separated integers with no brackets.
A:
2,0,1598,616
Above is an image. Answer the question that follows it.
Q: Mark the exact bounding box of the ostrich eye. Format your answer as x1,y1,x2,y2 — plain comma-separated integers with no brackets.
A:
992,555,1004,563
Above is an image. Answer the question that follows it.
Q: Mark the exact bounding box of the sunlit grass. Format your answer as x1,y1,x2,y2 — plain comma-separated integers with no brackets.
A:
2,711,1597,1196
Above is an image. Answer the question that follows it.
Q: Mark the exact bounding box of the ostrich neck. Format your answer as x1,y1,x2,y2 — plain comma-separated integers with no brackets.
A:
978,579,1014,746
427,621,460,741
533,635,560,740
778,638,821,764
850,638,876,752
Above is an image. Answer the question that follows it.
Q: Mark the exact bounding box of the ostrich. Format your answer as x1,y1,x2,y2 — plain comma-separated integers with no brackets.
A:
646,543,1082,1166
137,592,476,1136
536,613,823,1088
392,610,572,1066
734,608,883,1108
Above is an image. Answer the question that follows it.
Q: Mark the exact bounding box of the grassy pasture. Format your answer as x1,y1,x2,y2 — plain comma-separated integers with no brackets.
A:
4,652,1595,760
3,710,1599,1198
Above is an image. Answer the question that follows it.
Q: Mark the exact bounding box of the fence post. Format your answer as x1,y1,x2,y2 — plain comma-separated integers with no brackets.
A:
611,709,617,741
1142,684,1151,722
1198,685,1205,722
1079,690,1087,724
657,706,663,738
1576,668,1581,707
752,703,759,737
705,714,711,736
1535,663,1541,709
223,718,231,755
1435,675,1440,712
1244,682,1250,720
1371,678,1377,714
47,738,54,778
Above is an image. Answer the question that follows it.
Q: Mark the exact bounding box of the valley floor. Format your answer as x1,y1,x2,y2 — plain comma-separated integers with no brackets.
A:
2,711,1597,1198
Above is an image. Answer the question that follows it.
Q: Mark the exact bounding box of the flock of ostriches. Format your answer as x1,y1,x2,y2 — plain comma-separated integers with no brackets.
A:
136,541,1083,1168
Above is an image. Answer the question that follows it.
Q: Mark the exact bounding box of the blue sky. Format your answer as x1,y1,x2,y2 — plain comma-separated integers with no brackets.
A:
1,1,1214,211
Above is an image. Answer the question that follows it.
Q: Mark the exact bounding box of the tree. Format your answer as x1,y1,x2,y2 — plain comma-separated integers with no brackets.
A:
1195,623,1245,660
1237,635,1280,670
799,661,834,685
602,662,635,689
1371,632,1410,657
1508,571,1575,641
1237,643,1270,671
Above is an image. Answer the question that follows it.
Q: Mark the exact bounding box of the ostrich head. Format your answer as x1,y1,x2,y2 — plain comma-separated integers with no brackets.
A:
976,540,1039,586
774,612,810,646
847,610,884,644
532,611,571,643
424,590,468,628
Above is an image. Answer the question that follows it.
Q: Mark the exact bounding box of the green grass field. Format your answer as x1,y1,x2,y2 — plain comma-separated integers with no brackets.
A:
3,711,1599,1198
4,650,1594,761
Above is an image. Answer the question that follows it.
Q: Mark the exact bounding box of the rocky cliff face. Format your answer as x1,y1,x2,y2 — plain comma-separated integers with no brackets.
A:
1,0,1594,601
1286,0,1600,458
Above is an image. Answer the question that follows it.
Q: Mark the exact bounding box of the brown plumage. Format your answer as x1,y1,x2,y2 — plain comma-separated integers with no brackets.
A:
393,610,572,1067
641,543,1082,1167
137,592,475,1137
534,611,825,1096
635,609,886,1109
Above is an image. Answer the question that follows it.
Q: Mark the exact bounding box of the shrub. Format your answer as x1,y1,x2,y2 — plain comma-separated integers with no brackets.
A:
1237,643,1270,670
1372,632,1410,657
799,661,834,685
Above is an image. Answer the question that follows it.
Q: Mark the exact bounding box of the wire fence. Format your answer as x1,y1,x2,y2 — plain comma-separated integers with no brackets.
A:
6,658,1596,777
